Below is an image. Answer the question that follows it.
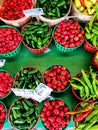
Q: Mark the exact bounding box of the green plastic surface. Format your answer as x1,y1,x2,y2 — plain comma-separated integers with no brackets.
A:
0,21,94,130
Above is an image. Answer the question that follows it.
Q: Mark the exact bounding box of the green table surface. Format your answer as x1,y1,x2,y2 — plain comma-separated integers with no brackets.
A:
0,21,94,130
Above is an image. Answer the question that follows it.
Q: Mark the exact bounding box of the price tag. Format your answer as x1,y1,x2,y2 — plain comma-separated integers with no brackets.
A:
44,48,51,53
23,8,44,17
0,59,6,67
12,83,53,102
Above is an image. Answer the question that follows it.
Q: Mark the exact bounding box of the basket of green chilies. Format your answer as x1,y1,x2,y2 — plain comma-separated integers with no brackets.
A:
83,8,98,53
71,67,98,101
21,20,52,54
8,97,40,130
36,0,71,26
14,66,44,90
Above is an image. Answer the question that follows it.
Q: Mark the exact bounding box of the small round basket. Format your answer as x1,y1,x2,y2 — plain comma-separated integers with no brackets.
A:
0,70,13,100
0,101,7,129
52,22,84,53
0,0,35,27
83,40,98,53
36,0,72,26
72,101,96,129
40,98,71,129
8,97,40,130
0,25,22,58
71,0,92,23
44,65,71,94
14,66,44,89
21,20,52,54
71,70,98,102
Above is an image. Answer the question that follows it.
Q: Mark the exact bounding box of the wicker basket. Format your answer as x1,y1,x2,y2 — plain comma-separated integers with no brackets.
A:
52,26,84,53
0,25,22,58
21,22,52,54
0,0,35,27
0,101,7,129
36,0,72,26
0,70,13,100
8,97,40,130
71,0,92,23
83,40,98,53
14,66,44,89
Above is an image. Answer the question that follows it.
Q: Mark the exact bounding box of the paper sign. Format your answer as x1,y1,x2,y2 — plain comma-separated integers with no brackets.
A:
0,59,6,67
44,48,51,53
12,83,53,102
23,8,44,17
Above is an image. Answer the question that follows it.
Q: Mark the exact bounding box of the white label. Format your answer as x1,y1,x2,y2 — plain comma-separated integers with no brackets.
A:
12,83,53,102
23,8,44,17
0,59,6,67
44,48,51,53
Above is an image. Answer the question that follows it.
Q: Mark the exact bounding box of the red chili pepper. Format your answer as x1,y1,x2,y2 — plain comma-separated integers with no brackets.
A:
74,109,92,122
80,0,85,8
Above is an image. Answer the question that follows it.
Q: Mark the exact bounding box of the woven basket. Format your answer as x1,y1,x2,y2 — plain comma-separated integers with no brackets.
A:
44,65,71,94
21,22,52,54
0,0,35,27
83,40,98,53
52,26,84,53
36,0,72,26
8,97,39,130
0,70,13,100
14,66,44,88
0,101,7,129
71,0,92,23
0,25,22,58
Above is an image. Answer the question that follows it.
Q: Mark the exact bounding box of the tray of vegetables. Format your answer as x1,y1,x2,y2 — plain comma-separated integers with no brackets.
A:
8,97,40,130
0,70,13,99
36,0,71,26
44,65,71,93
0,25,22,58
52,19,85,53
14,66,43,90
0,101,7,129
40,98,70,129
0,0,34,26
21,20,52,54
70,101,98,130
71,67,98,101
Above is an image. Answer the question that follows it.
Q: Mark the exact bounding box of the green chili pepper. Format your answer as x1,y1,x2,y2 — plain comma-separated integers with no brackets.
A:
56,7,60,17
88,125,98,130
57,0,66,7
26,116,31,124
12,104,20,110
24,100,34,107
92,29,98,35
81,70,94,95
88,13,97,30
18,124,30,129
23,108,34,117
82,115,98,130
85,109,98,122
72,77,89,99
75,124,86,130
92,35,97,47
14,119,26,124
22,100,29,110
28,68,38,74
90,68,98,97
30,119,37,129
12,109,18,119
